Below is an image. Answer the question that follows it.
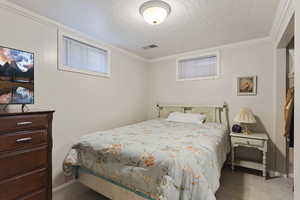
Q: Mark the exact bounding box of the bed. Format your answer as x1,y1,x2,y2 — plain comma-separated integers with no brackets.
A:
63,104,230,200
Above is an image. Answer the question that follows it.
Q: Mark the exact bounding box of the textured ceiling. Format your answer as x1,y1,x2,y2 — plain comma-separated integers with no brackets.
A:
8,0,280,59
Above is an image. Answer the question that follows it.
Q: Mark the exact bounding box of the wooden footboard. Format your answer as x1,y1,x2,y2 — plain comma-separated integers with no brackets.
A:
78,169,149,200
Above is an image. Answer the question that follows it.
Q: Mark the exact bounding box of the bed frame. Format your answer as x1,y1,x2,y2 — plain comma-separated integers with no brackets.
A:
76,103,230,200
156,103,229,131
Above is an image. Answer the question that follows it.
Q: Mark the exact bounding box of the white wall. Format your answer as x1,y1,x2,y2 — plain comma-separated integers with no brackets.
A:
148,39,277,169
271,0,295,178
273,48,288,174
294,0,300,198
0,3,149,190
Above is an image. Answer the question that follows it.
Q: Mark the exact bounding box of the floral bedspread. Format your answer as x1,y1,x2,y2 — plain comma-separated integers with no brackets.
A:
63,119,230,200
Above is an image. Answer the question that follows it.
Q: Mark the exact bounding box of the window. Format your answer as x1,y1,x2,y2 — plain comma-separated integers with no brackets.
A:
58,31,110,77
176,52,220,81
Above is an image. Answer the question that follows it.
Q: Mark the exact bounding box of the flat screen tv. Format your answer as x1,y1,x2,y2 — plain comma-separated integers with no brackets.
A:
0,46,34,105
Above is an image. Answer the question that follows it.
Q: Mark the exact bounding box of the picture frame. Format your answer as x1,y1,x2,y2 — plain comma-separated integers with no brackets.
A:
237,76,257,96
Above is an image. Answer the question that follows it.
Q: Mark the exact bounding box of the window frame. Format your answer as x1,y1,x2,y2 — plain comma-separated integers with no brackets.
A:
58,30,111,78
176,51,220,81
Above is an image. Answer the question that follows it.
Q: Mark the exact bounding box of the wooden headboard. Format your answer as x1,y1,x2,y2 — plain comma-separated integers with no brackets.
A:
156,103,229,132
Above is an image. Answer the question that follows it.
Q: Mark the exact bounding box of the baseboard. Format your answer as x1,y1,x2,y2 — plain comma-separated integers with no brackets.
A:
52,180,76,193
224,162,292,179
284,173,294,178
268,170,294,178
268,170,281,177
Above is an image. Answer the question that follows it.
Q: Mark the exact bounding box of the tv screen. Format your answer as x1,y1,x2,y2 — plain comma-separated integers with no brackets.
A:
0,46,34,104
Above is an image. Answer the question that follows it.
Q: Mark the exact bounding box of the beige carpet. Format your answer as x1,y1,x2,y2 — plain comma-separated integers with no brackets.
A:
215,167,293,200
72,167,294,200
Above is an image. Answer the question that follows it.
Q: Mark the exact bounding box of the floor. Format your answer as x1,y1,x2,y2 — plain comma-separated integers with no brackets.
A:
71,167,294,200
215,167,293,200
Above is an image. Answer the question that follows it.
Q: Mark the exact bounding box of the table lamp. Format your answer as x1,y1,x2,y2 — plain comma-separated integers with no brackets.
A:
233,108,256,134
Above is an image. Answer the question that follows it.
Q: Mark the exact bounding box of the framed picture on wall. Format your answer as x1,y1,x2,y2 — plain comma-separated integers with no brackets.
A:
237,76,257,96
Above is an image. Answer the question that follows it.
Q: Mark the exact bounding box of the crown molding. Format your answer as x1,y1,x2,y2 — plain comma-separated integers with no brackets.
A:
0,0,281,63
0,1,149,63
149,37,272,63
270,0,295,45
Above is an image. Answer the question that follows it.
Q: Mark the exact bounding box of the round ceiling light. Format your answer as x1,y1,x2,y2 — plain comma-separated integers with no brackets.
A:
139,0,171,25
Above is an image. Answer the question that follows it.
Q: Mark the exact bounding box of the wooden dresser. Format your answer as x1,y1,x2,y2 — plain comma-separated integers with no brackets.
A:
0,110,54,200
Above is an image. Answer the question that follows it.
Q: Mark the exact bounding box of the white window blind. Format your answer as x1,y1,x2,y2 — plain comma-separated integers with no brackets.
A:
177,54,219,80
62,36,109,76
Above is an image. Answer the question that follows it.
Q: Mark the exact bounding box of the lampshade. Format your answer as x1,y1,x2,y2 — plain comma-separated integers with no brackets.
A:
140,0,171,25
233,108,256,124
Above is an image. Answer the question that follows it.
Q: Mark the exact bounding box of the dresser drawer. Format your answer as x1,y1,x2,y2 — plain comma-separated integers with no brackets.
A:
0,169,47,200
0,130,47,152
0,147,47,180
231,137,264,147
0,114,48,133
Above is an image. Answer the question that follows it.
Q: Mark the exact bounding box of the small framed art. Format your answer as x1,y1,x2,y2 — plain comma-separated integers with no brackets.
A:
237,76,257,96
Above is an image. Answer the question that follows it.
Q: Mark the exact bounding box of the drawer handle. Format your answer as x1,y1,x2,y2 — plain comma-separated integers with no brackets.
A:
16,121,33,126
16,137,33,143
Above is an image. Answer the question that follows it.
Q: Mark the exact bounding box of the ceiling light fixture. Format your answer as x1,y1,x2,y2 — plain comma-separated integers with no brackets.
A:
140,0,171,25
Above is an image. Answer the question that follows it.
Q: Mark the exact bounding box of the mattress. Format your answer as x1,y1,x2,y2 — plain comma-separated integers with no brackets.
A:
63,119,230,200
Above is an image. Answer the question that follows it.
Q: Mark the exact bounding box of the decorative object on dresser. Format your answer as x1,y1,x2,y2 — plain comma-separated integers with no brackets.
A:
233,108,256,134
0,46,35,111
0,110,54,200
237,76,257,96
230,132,269,179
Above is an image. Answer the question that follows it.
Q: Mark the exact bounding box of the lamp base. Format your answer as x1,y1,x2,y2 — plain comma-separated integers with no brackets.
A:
242,125,252,134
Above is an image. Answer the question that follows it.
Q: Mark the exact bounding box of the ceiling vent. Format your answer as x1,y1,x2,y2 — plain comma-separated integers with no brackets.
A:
142,44,158,50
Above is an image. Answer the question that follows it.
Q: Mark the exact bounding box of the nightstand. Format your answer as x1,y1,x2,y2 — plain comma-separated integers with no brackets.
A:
230,132,269,179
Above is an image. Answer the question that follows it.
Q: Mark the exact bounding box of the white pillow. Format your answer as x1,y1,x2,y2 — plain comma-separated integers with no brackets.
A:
166,112,206,124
